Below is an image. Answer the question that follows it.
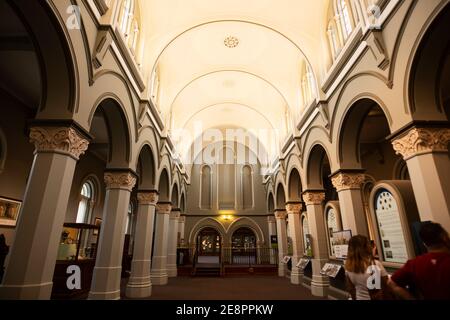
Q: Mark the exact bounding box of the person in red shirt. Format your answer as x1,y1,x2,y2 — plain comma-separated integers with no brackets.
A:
389,222,450,300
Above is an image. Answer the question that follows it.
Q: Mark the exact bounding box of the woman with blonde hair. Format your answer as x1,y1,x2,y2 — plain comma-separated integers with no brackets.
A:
345,235,390,300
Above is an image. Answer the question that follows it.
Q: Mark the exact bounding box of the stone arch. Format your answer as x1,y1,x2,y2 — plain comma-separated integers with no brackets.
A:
135,144,156,190
227,217,265,246
304,142,333,189
171,181,180,208
267,192,275,213
157,168,171,202
275,183,286,210
287,167,303,202
188,217,227,245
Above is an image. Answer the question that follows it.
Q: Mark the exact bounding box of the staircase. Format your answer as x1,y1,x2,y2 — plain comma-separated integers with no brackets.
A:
193,263,221,277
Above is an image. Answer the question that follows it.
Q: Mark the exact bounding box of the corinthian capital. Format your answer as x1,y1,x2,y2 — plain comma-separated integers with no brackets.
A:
302,191,325,206
285,202,303,214
392,127,450,160
104,171,136,191
29,126,89,160
137,191,158,205
274,210,287,220
331,173,365,191
157,203,172,215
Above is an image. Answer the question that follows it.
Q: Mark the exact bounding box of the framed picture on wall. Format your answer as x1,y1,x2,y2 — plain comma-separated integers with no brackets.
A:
93,217,102,235
0,197,22,227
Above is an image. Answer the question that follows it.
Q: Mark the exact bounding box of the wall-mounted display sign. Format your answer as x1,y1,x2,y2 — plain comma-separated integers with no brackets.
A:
332,230,352,260
320,263,342,278
281,256,291,264
374,190,408,264
296,257,311,270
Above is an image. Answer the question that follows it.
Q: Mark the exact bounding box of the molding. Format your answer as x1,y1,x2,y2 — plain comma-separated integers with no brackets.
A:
302,191,326,206
104,171,137,191
137,191,159,205
331,172,365,192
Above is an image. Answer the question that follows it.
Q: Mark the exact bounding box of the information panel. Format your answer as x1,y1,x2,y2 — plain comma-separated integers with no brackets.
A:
374,190,408,264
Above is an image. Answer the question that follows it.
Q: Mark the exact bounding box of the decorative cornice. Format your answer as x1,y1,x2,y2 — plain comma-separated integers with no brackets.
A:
104,172,136,191
29,126,89,160
285,202,303,214
331,173,365,191
137,191,158,205
302,191,326,206
156,203,172,215
392,127,450,160
274,211,287,220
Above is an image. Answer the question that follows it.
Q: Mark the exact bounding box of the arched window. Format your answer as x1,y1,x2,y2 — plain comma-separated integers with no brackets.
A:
302,214,311,256
125,202,136,255
76,181,95,223
200,165,212,209
326,207,341,256
338,0,354,40
327,22,340,59
117,0,142,60
301,64,317,107
242,165,253,209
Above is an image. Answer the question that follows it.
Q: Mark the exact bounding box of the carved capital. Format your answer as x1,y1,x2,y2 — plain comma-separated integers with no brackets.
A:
170,211,181,220
157,203,172,215
302,191,325,206
104,172,136,191
274,211,287,220
331,173,365,191
285,203,303,214
392,127,450,160
137,191,158,205
29,126,89,160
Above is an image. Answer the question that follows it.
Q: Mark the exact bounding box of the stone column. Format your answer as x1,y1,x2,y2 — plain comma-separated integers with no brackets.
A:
303,191,329,297
167,208,180,277
125,190,158,298
286,202,304,285
0,125,89,300
267,216,277,264
178,215,186,246
392,127,450,232
331,171,369,236
89,171,136,300
151,202,171,285
274,210,288,277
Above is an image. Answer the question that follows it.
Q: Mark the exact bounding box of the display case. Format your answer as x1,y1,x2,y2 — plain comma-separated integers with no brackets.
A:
51,223,101,299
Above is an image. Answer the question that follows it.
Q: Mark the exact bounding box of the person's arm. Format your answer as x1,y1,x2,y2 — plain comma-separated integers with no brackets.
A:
388,278,415,300
345,275,356,300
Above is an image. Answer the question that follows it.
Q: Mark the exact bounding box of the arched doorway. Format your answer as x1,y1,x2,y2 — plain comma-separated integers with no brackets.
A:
231,227,257,265
196,227,222,264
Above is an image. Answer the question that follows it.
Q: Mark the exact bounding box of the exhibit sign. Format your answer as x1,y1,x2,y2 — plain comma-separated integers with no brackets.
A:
374,190,408,264
320,263,342,278
332,230,352,260
281,256,291,264
296,257,311,270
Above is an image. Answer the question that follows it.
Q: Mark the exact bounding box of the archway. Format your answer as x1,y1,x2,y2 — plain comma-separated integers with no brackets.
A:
196,227,222,265
230,227,257,265
306,144,337,203
276,183,286,209
288,168,303,202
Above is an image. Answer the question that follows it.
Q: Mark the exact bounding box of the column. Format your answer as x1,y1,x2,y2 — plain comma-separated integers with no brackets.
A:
151,202,171,285
125,190,158,298
267,216,277,265
0,125,89,300
303,191,329,297
331,171,369,236
178,215,186,246
89,171,136,300
274,210,288,277
392,127,450,232
286,202,304,285
167,208,180,277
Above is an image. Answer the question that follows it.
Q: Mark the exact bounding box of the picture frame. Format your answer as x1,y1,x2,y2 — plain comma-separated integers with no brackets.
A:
93,217,102,235
0,197,22,227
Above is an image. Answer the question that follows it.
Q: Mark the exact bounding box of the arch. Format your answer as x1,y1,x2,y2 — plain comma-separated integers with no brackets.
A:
337,98,391,169
89,97,132,168
180,192,186,213
227,217,265,246
136,144,156,189
75,177,98,224
7,0,77,114
200,164,212,209
157,168,170,201
188,217,227,246
241,165,254,209
275,183,286,210
171,182,180,208
287,167,302,202
304,143,333,189
268,192,275,213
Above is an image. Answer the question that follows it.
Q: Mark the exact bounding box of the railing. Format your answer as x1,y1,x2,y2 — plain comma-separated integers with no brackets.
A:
221,248,278,267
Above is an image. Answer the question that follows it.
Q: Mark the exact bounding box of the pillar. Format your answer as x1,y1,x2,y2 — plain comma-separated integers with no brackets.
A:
392,127,450,232
331,171,369,236
167,208,180,277
286,202,305,285
151,202,171,285
0,125,89,300
178,215,186,246
267,216,277,264
274,210,288,277
303,191,329,297
125,190,158,298
89,171,136,300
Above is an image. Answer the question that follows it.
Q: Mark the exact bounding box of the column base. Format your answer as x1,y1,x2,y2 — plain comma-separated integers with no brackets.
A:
0,282,53,300
290,268,303,285
151,271,168,285
167,265,177,278
311,274,329,297
125,277,152,299
88,290,121,300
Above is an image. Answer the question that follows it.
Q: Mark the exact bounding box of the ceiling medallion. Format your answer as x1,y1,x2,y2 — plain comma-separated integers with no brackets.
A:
224,36,239,48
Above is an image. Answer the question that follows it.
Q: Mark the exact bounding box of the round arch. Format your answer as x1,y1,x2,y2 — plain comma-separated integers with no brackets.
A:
305,143,332,189
287,167,302,202
226,217,265,246
188,217,227,246
136,144,156,189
